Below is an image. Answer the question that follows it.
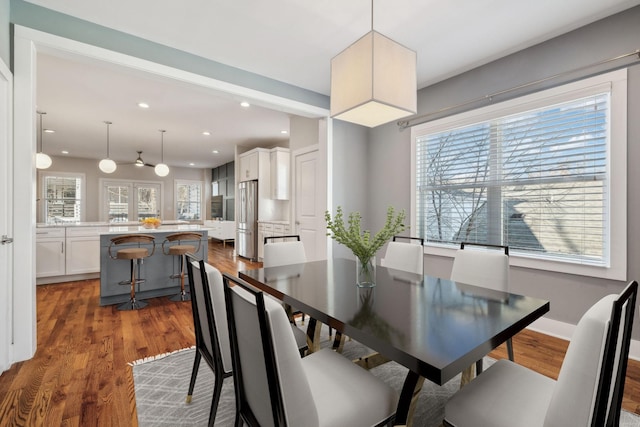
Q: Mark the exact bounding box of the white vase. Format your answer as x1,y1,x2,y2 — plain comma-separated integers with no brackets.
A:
356,255,376,288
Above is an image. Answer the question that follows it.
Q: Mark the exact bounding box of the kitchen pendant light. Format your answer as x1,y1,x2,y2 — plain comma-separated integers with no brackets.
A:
330,0,416,128
36,111,53,169
154,130,170,177
98,121,117,174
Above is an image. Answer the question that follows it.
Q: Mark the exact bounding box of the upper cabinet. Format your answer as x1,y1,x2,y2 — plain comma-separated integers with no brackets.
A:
238,150,260,181
270,147,290,200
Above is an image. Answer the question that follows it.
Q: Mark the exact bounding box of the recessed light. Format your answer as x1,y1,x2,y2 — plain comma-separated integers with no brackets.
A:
189,162,195,166
280,130,288,134
61,150,69,154
138,102,150,109
212,150,219,154
44,129,55,133
202,131,211,136
240,101,250,108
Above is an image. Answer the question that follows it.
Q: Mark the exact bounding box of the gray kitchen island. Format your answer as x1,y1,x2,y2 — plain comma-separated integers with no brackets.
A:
99,224,208,306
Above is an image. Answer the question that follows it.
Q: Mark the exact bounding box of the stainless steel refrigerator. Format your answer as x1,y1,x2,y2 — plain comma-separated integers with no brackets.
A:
237,180,258,260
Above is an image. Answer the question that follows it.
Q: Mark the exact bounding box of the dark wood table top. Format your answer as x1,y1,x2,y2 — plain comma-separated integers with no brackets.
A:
239,257,549,386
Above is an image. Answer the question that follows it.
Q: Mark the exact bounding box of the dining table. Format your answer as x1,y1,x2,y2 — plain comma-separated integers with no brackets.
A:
239,257,550,426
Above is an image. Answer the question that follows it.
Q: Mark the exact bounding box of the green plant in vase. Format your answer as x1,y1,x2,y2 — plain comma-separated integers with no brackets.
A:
325,206,406,287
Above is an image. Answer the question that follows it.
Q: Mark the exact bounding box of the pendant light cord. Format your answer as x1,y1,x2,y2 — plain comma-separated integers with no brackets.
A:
160,129,166,163
37,111,46,153
104,121,112,157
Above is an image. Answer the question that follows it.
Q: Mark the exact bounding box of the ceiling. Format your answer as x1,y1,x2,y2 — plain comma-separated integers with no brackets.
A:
30,0,640,169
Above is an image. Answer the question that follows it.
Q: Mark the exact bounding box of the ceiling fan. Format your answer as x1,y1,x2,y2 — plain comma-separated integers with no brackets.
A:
121,151,155,168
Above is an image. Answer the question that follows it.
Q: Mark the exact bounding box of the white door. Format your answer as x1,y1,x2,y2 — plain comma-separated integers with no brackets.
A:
295,147,325,261
0,58,13,373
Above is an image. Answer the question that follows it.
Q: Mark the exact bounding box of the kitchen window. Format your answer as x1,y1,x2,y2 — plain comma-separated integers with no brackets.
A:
176,180,202,221
411,69,627,279
41,172,85,223
101,179,162,222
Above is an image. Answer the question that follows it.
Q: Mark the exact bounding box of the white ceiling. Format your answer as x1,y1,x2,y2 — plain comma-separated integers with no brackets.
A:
30,0,640,169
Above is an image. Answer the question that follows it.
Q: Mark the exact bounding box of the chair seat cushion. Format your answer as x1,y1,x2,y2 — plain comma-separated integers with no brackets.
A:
168,245,196,255
445,359,554,427
303,349,397,427
116,247,149,260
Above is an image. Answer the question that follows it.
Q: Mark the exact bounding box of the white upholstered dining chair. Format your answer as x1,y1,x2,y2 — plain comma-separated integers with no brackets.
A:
380,236,424,275
443,280,638,427
222,273,398,427
450,242,512,373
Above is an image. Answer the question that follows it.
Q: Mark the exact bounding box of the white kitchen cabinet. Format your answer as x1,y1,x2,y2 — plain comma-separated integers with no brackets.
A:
204,220,236,247
270,147,290,200
36,228,66,278
238,150,259,181
65,227,104,275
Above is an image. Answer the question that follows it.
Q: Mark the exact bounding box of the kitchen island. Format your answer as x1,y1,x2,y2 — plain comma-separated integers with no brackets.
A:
99,224,208,306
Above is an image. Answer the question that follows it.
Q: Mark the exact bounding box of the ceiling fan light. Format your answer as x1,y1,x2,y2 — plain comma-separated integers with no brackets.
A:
155,163,170,177
36,152,52,169
99,158,117,173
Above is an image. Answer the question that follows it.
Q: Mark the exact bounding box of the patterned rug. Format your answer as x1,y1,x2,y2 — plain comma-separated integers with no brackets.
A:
132,328,640,426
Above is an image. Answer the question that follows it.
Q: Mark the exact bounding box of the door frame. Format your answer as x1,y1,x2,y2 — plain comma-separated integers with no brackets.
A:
12,25,330,363
0,55,13,373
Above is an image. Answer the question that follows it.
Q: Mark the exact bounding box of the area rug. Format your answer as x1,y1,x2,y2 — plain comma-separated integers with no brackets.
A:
132,329,640,426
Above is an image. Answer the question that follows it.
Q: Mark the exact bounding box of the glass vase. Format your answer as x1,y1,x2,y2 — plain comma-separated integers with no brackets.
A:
356,256,376,288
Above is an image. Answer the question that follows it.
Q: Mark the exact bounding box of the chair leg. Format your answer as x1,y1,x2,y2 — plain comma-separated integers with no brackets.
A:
476,358,483,375
117,258,148,310
186,351,202,403
209,370,224,427
507,337,514,361
170,254,191,302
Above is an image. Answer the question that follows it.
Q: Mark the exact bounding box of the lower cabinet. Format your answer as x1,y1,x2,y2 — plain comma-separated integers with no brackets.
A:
36,226,105,282
257,222,291,261
36,232,66,278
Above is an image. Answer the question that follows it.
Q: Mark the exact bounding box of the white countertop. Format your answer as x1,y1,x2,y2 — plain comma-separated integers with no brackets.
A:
100,224,207,235
37,220,190,228
257,220,290,224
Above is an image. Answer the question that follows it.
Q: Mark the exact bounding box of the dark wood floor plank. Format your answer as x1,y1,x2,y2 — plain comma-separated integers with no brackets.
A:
1,239,639,426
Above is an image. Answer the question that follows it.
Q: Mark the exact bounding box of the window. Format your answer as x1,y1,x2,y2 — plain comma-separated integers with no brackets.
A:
411,70,627,279
176,180,202,221
101,179,162,222
41,172,85,223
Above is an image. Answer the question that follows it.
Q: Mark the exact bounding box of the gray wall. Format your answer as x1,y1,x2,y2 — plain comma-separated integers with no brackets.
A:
0,0,8,66
37,156,211,222
366,6,640,334
289,116,319,152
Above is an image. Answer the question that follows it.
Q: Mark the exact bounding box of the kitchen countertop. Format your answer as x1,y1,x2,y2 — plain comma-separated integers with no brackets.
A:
37,220,190,228
100,224,207,235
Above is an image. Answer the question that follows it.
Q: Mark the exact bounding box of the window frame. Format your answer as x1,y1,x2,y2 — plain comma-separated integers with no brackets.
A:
411,69,627,280
99,178,164,223
175,179,203,222
40,171,86,223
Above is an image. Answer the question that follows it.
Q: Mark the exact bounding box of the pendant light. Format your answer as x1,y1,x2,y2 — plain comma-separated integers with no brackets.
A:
98,121,117,173
154,130,170,177
330,0,417,128
36,111,53,169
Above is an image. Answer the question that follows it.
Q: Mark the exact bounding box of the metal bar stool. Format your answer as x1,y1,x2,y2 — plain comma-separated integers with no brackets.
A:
162,232,203,302
108,234,156,311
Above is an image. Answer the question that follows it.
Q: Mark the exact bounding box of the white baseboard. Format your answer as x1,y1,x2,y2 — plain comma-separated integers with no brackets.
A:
528,316,640,361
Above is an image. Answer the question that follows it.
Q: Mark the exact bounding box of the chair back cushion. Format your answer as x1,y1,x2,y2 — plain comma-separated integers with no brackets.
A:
228,284,319,427
201,262,233,373
544,294,616,427
450,249,509,291
263,241,307,268
381,241,424,275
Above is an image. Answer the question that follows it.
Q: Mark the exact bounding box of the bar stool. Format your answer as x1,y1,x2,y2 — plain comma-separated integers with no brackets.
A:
162,232,202,301
108,234,156,311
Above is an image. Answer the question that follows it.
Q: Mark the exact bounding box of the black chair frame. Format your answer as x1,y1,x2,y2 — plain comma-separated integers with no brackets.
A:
593,280,637,426
264,234,301,245
185,253,232,427
460,241,509,255
223,273,288,427
392,235,424,245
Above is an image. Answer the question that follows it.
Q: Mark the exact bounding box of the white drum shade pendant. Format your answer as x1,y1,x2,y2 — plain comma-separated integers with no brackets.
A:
155,129,170,177
36,111,52,169
99,121,117,173
330,1,416,128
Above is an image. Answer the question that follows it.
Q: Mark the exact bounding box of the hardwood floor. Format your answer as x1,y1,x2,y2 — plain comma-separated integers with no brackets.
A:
1,240,639,425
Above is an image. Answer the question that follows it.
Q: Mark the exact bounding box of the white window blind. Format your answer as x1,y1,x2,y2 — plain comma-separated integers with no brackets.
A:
416,91,611,266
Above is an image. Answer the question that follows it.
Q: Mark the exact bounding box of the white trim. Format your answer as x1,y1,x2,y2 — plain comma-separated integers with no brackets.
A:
411,69,627,280
175,179,204,221
528,316,640,361
39,171,86,223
